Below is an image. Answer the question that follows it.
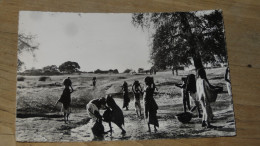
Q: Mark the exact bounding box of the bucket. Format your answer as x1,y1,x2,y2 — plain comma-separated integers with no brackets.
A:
175,112,193,123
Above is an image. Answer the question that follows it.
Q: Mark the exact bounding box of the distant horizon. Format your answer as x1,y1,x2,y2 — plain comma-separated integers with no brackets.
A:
18,12,154,73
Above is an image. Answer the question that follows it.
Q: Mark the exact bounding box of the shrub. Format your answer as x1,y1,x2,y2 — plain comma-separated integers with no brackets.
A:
17,77,25,81
39,76,51,81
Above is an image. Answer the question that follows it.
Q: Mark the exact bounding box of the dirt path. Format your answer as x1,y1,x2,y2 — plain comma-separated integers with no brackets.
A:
16,93,236,142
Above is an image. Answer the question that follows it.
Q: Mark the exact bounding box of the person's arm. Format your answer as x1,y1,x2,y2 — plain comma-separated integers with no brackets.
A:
69,84,74,92
132,85,135,94
54,100,59,107
154,83,158,91
175,83,184,88
204,78,215,89
139,85,143,93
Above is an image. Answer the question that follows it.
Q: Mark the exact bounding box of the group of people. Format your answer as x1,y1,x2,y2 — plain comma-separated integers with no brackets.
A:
86,76,160,137
175,67,231,128
54,67,231,137
54,76,160,137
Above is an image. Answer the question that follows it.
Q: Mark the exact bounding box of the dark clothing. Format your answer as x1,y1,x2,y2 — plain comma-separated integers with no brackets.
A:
93,80,96,87
91,120,105,138
58,87,71,109
134,93,141,102
183,95,190,113
123,92,130,108
92,77,96,87
63,78,72,86
122,82,130,108
176,83,190,112
105,96,124,127
144,86,159,127
91,99,102,110
186,74,196,93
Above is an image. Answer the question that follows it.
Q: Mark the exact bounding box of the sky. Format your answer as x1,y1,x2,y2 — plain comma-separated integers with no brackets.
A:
18,11,153,73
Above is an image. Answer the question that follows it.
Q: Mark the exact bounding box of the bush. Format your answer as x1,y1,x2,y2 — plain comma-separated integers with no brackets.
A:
17,77,25,81
123,69,132,73
39,76,51,81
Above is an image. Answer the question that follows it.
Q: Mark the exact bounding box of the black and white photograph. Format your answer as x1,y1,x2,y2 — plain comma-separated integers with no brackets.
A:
16,10,236,142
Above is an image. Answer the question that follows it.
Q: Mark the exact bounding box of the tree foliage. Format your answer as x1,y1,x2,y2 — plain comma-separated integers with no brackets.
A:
17,34,39,71
42,65,59,74
138,68,144,73
59,61,80,73
123,69,132,73
132,10,227,71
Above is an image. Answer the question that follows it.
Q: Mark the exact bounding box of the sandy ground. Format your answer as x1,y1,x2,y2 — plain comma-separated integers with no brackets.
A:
16,69,236,142
16,93,236,142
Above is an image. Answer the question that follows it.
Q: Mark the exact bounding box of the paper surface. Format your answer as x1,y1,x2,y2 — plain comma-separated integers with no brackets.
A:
16,10,236,142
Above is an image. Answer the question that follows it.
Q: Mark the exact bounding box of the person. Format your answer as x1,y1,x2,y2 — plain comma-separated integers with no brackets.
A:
63,77,73,91
143,76,159,132
186,74,202,118
86,97,107,138
175,77,191,113
196,68,222,128
86,97,106,122
92,77,96,87
225,67,232,96
54,77,74,123
121,81,130,110
132,80,143,117
103,95,126,134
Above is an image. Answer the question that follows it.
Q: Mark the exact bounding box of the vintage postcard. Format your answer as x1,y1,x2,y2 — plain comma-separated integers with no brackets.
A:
16,10,236,142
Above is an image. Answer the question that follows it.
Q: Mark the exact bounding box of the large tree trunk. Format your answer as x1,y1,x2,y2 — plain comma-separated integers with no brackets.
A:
180,13,205,77
193,55,204,76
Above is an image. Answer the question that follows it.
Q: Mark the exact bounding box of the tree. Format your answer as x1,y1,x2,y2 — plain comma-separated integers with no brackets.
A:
138,68,144,73
17,34,39,71
132,10,227,76
42,65,60,74
59,61,80,73
113,69,119,74
123,69,132,73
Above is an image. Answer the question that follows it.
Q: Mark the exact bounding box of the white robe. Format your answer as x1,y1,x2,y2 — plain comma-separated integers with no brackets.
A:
196,78,216,122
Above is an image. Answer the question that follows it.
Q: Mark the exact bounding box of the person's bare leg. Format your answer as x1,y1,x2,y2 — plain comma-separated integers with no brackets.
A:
154,125,157,132
66,113,69,122
119,125,126,134
136,110,139,117
147,124,151,132
106,122,112,136
64,113,67,123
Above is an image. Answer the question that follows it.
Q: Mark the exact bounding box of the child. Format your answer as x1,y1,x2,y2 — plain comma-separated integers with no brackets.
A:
132,80,143,117
55,78,74,123
143,76,159,132
175,77,191,113
122,81,130,110
103,95,126,134
92,77,96,87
